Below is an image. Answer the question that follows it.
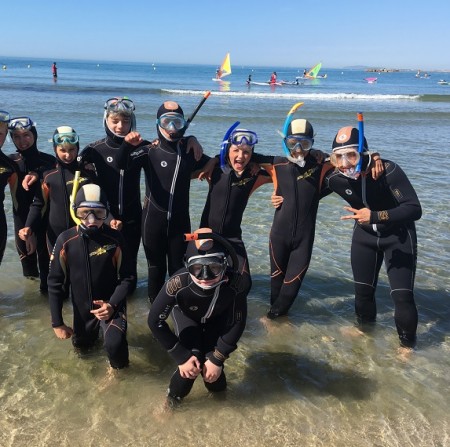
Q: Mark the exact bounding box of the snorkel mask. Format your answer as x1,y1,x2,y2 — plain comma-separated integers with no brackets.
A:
331,124,368,180
278,102,315,167
103,97,136,138
219,122,258,173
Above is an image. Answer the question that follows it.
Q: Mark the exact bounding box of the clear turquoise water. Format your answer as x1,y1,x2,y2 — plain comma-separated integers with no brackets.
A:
1,57,449,446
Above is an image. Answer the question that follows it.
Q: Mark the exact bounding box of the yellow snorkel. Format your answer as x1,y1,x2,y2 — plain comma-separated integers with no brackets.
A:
69,170,82,225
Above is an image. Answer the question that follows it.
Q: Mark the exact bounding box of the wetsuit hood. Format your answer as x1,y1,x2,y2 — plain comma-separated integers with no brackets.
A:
104,123,126,146
156,101,187,144
12,125,39,157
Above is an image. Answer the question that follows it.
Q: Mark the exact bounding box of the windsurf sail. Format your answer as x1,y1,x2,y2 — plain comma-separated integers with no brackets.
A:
305,62,322,79
215,53,231,80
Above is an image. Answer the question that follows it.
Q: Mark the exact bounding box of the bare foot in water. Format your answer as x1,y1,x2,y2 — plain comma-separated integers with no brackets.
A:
339,326,364,338
98,365,119,391
259,315,295,334
152,395,179,422
397,346,414,362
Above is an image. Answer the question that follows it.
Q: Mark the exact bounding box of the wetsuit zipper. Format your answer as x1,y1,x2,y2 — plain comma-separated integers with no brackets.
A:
81,233,95,310
167,144,181,230
118,169,124,217
292,163,298,241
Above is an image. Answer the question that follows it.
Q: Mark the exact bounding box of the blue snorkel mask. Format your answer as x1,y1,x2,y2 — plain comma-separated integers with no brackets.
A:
220,122,258,173
220,121,240,172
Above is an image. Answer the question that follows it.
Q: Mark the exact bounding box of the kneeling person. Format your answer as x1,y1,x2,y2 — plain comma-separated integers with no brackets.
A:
148,229,247,404
48,184,134,368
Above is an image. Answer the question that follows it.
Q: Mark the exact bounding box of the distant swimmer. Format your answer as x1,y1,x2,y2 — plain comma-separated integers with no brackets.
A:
52,62,58,79
246,74,252,84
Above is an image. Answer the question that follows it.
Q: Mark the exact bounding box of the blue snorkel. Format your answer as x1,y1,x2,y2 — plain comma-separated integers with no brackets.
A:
220,121,240,171
281,102,304,156
356,112,364,174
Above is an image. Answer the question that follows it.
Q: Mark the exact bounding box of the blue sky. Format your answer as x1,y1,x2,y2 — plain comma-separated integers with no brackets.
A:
2,0,449,70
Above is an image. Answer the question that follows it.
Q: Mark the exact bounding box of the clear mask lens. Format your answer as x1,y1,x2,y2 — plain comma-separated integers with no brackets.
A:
157,113,186,131
285,136,313,152
230,130,258,146
330,149,360,167
8,117,33,130
104,97,135,114
53,132,79,145
75,207,108,220
0,110,10,123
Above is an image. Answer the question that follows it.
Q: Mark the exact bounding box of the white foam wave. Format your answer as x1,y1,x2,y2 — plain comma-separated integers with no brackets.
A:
160,89,420,101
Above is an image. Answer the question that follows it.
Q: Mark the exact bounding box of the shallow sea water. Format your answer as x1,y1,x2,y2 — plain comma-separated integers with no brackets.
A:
0,58,449,446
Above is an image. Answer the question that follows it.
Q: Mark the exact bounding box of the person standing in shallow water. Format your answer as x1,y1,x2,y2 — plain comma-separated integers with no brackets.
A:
117,101,210,303
8,117,55,291
0,110,18,267
79,97,142,293
322,125,421,349
52,62,57,79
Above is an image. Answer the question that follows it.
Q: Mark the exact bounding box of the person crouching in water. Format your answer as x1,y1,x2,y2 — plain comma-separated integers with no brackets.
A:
148,229,247,405
323,126,421,349
48,184,134,369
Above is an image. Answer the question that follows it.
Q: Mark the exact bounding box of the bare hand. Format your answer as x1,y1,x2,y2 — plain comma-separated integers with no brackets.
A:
22,173,38,191
341,206,371,224
271,192,284,209
248,162,260,176
90,300,114,321
370,152,384,180
18,226,32,241
109,219,122,231
186,136,203,161
53,324,74,339
202,359,223,383
310,149,326,164
197,157,218,183
124,131,143,146
179,355,202,379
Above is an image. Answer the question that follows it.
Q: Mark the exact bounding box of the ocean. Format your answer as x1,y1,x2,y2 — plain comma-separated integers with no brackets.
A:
0,56,449,447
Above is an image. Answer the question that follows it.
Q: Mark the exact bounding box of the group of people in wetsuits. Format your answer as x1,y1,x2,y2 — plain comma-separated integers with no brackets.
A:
0,98,422,404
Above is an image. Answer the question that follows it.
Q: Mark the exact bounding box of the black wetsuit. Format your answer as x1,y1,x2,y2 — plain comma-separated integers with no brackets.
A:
118,137,210,302
25,159,95,252
253,152,325,317
79,130,143,290
148,269,247,399
48,224,134,368
9,146,56,289
0,151,18,265
200,164,271,296
322,157,421,347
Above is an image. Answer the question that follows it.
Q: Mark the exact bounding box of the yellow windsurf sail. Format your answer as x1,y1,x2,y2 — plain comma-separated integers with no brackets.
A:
216,53,231,79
